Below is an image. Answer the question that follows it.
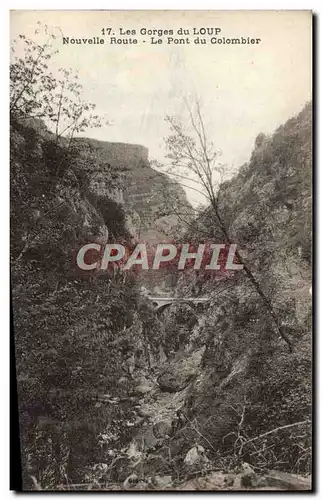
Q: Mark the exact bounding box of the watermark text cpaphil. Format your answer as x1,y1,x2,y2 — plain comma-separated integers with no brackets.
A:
76,242,244,272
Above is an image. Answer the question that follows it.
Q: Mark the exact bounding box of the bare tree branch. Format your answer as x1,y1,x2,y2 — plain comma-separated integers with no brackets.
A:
163,98,294,352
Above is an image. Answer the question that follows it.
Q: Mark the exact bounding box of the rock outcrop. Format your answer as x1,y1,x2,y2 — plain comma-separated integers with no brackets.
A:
11,102,312,491
75,137,193,243
123,102,312,488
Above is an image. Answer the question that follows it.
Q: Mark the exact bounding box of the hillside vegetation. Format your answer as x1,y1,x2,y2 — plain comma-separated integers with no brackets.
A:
11,94,312,489
161,102,312,476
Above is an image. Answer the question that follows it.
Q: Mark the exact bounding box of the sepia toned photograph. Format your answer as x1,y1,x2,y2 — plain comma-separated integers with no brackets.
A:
10,10,312,491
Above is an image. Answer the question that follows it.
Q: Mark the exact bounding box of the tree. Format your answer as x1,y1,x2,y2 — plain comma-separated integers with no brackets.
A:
10,25,111,263
161,99,293,351
10,24,108,147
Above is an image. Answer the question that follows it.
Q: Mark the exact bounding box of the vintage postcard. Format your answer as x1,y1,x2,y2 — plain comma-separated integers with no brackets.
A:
10,10,312,491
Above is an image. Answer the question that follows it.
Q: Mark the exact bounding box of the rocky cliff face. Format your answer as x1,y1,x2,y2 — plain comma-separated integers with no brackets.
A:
10,117,173,489
71,136,193,293
74,137,192,242
114,102,312,489
11,103,312,491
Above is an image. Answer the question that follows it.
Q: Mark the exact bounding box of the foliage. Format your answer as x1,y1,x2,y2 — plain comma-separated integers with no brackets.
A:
10,29,312,487
10,25,108,146
10,98,157,489
161,102,312,476
13,261,142,487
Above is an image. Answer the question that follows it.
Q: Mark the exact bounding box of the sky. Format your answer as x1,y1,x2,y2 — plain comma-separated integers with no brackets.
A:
10,10,312,204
